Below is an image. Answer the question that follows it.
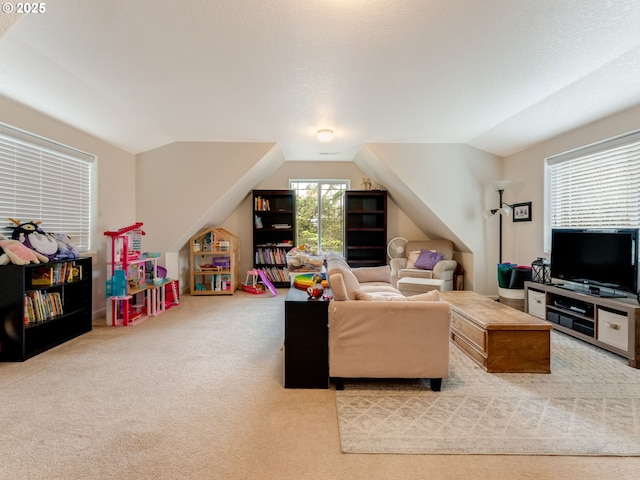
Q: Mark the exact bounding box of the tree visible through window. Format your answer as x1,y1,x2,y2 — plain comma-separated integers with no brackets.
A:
289,180,349,254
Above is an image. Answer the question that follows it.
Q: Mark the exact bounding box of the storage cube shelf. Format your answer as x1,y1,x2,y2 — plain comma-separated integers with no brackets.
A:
189,227,240,295
0,257,92,361
252,190,296,287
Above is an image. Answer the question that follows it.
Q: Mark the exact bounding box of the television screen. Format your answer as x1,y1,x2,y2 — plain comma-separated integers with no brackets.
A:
550,229,638,295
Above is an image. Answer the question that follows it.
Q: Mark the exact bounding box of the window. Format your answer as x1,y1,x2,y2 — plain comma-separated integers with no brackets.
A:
289,180,349,254
545,130,640,250
0,123,95,251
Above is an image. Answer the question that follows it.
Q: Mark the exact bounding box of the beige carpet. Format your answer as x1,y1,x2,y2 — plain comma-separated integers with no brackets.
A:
2,292,640,479
336,331,640,455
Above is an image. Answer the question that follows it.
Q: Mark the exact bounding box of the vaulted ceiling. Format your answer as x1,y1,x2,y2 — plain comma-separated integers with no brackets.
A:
1,0,640,161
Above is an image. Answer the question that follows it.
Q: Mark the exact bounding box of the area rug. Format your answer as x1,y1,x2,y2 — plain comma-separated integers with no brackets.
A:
335,331,640,455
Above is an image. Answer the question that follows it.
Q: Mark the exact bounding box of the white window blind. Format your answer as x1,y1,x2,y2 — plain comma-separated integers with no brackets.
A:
545,130,640,249
0,123,94,250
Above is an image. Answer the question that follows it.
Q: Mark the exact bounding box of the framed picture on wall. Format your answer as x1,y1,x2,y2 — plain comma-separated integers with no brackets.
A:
512,202,532,222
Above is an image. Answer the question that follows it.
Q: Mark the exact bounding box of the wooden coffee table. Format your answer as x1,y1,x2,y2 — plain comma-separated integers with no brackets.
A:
440,291,552,373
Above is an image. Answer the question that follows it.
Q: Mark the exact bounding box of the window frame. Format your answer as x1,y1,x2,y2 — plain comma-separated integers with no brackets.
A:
289,179,350,255
0,122,96,251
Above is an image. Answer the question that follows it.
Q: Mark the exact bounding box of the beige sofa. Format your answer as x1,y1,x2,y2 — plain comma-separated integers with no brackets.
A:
325,253,451,391
389,239,458,290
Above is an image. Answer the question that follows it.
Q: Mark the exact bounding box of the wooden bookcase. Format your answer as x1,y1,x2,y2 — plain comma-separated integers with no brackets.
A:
189,227,240,295
344,190,387,267
252,189,296,288
0,257,92,361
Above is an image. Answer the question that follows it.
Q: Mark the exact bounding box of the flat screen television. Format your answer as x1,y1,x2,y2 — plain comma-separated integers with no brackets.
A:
550,228,639,296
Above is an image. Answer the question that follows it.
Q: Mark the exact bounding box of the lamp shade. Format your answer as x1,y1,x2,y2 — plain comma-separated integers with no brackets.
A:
493,179,512,191
483,209,497,220
499,205,512,216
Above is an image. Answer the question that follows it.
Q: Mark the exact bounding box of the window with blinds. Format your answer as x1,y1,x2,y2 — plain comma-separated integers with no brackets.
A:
0,123,95,251
545,130,640,250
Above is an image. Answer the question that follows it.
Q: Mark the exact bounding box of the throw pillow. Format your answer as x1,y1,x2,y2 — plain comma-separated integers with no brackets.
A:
355,291,408,301
352,265,392,284
406,290,440,301
414,249,444,270
405,250,421,269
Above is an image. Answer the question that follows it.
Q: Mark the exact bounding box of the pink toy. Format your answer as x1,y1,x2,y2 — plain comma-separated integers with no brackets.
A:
0,234,50,265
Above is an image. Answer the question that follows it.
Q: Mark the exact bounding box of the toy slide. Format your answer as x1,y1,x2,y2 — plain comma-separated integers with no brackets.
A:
243,269,278,296
257,269,278,296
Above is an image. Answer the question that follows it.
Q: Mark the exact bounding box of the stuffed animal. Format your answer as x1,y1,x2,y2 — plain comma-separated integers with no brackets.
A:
0,234,50,265
51,233,80,260
8,218,59,260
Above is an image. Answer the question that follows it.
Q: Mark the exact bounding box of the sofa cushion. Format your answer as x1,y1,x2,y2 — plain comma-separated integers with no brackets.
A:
360,284,403,294
406,290,441,301
352,265,392,284
355,291,408,301
398,268,434,279
414,249,444,270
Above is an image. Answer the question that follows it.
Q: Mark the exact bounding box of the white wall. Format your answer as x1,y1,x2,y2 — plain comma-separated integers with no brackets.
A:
361,143,503,294
0,95,137,320
503,103,640,270
136,141,282,254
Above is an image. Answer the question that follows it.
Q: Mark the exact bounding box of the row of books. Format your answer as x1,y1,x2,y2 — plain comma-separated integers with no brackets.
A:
31,262,83,286
260,266,289,284
24,290,63,324
255,248,287,266
254,196,271,211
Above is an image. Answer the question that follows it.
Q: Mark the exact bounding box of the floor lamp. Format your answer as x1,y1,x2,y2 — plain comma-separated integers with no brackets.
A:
483,180,513,264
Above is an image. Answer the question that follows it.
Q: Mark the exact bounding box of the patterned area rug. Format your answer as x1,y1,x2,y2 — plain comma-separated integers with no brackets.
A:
335,331,640,455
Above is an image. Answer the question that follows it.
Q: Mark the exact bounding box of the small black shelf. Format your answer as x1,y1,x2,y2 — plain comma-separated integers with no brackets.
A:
0,258,92,361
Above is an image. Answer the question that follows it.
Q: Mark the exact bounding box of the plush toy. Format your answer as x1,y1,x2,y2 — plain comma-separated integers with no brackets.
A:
0,234,50,265
8,218,59,260
51,233,80,260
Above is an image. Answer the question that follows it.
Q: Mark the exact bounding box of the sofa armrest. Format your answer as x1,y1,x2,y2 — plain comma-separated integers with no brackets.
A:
389,257,407,279
432,259,457,280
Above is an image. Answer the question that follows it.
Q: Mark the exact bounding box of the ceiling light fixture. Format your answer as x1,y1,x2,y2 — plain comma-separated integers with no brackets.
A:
316,129,334,142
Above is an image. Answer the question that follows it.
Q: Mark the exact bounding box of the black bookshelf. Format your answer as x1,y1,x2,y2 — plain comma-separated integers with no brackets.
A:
0,258,92,361
344,190,387,267
252,190,296,287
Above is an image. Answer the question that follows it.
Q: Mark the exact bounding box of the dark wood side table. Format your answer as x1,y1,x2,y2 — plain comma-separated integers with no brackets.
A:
284,287,329,388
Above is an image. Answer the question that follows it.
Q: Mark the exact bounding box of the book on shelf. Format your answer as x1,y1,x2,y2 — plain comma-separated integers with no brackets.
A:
254,196,270,211
31,266,54,286
70,264,83,281
255,248,287,266
31,262,81,287
262,266,289,283
24,290,63,323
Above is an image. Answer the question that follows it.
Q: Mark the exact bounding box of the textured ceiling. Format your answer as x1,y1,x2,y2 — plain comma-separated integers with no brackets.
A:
1,0,640,160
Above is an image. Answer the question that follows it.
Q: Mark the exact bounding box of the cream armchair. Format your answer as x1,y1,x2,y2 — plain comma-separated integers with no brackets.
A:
389,239,457,290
